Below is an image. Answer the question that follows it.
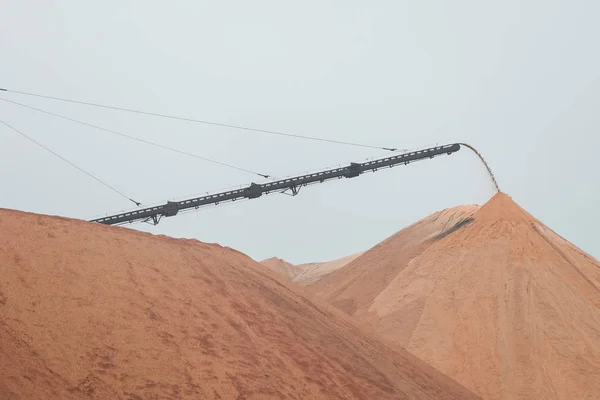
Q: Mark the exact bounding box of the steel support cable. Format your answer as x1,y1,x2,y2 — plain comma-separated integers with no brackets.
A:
0,87,397,151
0,97,271,179
0,116,142,207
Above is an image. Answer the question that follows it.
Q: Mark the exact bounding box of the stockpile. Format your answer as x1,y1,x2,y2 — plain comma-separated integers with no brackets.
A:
0,208,477,400
309,193,600,399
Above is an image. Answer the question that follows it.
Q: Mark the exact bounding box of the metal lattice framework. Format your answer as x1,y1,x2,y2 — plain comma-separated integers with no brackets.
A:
91,143,461,226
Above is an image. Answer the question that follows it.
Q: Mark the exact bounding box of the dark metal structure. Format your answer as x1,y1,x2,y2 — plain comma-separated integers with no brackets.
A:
91,143,461,226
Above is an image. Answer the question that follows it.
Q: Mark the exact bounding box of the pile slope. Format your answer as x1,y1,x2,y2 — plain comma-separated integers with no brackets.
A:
0,209,478,400
259,257,298,279
314,193,600,399
310,204,478,315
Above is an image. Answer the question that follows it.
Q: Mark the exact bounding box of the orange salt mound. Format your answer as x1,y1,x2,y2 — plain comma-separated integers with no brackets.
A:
0,208,478,400
311,193,600,400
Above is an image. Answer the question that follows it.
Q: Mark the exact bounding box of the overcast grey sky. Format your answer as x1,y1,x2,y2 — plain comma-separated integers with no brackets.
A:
1,1,598,264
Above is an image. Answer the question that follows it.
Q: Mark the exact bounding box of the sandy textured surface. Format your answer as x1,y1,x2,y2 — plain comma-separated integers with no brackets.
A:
313,193,600,399
259,257,299,279
309,204,478,315
0,208,478,400
0,321,91,400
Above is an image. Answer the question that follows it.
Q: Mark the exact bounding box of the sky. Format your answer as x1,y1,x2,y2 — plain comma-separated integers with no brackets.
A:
1,1,598,264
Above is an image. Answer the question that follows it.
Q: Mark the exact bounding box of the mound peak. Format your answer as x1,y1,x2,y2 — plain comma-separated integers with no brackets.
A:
474,192,537,224
263,256,285,262
259,256,298,279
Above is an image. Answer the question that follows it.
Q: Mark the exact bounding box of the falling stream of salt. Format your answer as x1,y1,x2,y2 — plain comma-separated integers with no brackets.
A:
459,143,500,192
